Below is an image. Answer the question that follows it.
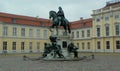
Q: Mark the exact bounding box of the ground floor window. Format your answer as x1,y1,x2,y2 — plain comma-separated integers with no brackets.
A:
82,43,84,49
97,41,101,49
116,41,120,49
106,41,110,49
77,43,79,48
29,42,32,52
37,42,40,51
12,42,16,50
21,42,24,50
87,42,90,49
3,41,7,53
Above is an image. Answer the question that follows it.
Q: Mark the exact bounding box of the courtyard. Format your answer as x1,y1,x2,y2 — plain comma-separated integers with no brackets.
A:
0,53,120,71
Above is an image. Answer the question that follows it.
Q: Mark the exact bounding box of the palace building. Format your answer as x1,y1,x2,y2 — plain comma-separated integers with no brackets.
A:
92,0,120,52
0,12,52,53
0,0,120,53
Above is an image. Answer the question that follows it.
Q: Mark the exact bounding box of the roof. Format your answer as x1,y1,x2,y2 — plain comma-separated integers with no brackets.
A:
0,12,92,29
0,12,51,27
70,18,92,29
104,1,120,8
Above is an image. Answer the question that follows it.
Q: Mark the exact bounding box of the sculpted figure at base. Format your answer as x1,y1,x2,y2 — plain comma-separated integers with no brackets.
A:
43,36,64,58
68,43,79,58
42,43,52,58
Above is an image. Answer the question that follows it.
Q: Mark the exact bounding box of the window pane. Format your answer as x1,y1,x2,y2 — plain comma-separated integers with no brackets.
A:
105,25,109,36
82,43,84,49
87,30,90,37
97,27,100,37
76,31,79,38
82,30,84,37
3,26,8,36
105,17,109,21
116,41,120,49
29,29,33,37
21,28,25,36
13,27,17,36
72,32,74,38
115,24,119,35
97,41,101,49
106,41,110,49
44,30,47,38
37,42,40,50
3,42,7,53
21,42,24,50
96,18,100,22
37,29,40,37
29,42,32,52
115,15,119,19
88,42,90,49
12,42,16,50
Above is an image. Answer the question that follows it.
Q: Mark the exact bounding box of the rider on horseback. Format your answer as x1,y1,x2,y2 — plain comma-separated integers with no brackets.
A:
57,6,65,26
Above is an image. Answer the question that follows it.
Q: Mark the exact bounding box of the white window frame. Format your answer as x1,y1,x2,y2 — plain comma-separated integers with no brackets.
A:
13,27,17,36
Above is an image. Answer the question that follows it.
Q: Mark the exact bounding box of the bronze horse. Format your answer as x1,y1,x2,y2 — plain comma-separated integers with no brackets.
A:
49,11,71,35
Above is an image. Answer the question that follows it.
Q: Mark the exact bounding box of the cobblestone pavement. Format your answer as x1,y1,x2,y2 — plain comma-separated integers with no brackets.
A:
0,54,120,71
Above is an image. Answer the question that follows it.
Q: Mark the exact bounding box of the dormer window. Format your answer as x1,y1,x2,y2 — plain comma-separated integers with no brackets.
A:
82,22,85,27
12,18,17,23
40,21,45,26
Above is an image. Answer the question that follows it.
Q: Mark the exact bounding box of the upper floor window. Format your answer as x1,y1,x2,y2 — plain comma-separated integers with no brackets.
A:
21,28,25,37
81,30,84,37
115,23,120,36
105,17,109,21
36,29,40,37
97,27,100,37
44,30,47,38
3,26,8,36
114,15,119,19
76,31,79,38
13,27,17,36
72,32,74,38
29,29,33,37
105,24,109,36
87,29,90,37
96,18,100,22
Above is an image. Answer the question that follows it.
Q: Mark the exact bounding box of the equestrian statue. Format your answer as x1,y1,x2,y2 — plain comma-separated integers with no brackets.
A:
49,6,71,35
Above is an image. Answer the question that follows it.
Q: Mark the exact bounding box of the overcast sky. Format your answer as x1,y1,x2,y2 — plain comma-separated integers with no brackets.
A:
0,0,108,21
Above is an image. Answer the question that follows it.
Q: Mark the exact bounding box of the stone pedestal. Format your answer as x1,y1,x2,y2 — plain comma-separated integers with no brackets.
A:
43,34,75,60
57,35,72,58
